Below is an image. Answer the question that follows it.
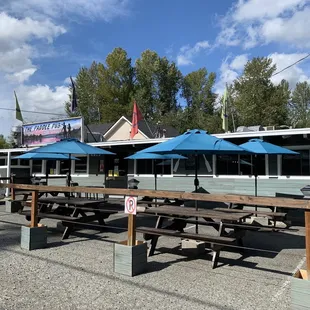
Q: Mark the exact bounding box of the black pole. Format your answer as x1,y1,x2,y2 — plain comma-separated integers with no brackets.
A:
194,153,199,234
67,154,72,199
154,159,158,207
254,155,258,197
254,154,258,212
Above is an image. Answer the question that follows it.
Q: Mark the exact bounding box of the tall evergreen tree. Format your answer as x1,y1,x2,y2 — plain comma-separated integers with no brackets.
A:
233,57,289,127
290,81,310,127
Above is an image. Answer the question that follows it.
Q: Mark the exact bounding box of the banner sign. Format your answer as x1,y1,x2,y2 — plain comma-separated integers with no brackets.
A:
22,117,83,146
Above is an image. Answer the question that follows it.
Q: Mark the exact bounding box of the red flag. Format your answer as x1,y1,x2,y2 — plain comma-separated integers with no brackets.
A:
130,101,143,139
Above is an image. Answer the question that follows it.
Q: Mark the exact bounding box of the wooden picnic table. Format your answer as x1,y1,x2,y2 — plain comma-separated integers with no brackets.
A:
137,205,253,268
22,197,119,240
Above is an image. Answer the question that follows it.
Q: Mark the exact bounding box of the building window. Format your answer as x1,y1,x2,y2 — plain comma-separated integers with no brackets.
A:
47,160,57,175
240,155,253,175
155,159,171,175
216,155,239,175
137,159,153,175
60,160,70,175
32,160,42,174
268,155,278,176
20,159,30,166
282,151,309,176
11,158,18,166
254,155,266,176
74,156,87,174
173,156,212,175
0,158,6,166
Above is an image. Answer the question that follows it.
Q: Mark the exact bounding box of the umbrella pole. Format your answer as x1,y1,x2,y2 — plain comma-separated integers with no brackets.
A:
194,154,199,234
254,155,258,212
67,154,72,199
154,160,158,207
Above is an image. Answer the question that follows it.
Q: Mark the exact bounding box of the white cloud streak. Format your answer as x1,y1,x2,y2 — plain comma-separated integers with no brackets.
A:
176,40,210,66
217,0,310,49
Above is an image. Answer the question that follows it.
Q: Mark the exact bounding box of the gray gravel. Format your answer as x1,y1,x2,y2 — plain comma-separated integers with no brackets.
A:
0,206,306,310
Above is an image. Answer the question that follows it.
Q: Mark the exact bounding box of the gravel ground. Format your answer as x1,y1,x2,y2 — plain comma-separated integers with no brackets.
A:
0,206,306,310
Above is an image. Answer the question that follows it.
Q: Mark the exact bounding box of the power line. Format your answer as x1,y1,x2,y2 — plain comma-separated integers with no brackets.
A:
0,107,66,116
272,53,310,77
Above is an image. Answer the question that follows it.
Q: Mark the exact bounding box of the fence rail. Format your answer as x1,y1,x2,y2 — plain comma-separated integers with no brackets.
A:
1,183,310,209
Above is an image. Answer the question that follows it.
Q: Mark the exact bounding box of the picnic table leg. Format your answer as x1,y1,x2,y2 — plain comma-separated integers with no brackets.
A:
30,191,39,228
62,208,79,240
212,221,224,269
148,216,164,257
306,210,310,278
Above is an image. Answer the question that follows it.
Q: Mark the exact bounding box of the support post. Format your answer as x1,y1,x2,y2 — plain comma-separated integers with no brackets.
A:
30,190,39,228
127,214,136,246
306,210,310,278
10,174,15,200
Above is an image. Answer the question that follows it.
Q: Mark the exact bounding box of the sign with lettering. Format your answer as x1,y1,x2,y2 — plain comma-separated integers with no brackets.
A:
22,117,83,146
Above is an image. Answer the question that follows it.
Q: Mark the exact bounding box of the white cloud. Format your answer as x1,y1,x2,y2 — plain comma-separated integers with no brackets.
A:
17,84,69,116
217,0,310,49
234,0,306,21
2,0,130,22
230,54,248,70
176,40,210,66
269,53,310,86
6,68,37,83
215,55,245,95
261,8,310,47
0,13,65,82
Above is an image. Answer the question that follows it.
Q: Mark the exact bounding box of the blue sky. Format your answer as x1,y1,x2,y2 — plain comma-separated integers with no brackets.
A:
1,0,310,137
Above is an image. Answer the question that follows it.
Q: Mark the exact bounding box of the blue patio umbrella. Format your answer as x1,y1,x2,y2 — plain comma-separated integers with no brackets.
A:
26,138,115,186
14,153,80,187
239,139,299,196
139,129,247,192
125,153,187,191
14,153,80,161
139,129,246,233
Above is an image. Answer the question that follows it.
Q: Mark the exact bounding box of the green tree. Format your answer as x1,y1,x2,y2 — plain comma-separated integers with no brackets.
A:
135,50,182,121
66,62,99,124
181,68,218,131
0,135,9,149
290,81,310,127
97,48,135,122
233,57,289,127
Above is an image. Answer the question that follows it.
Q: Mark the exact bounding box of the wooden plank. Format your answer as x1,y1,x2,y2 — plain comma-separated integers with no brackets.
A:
306,210,310,278
2,183,310,209
214,207,287,217
144,206,252,221
136,226,236,243
30,190,39,228
128,214,136,246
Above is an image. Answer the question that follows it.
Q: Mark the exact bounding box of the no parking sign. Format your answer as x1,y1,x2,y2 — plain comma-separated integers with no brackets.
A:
125,196,137,215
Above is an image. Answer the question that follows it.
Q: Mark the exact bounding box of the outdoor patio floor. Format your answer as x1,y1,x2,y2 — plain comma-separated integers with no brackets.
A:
0,206,307,310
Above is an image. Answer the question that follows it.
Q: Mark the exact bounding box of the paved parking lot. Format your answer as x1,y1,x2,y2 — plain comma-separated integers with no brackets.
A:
0,206,306,310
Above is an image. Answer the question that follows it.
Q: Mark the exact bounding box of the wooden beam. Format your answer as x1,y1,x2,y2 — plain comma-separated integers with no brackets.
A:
1,183,310,209
30,190,39,228
306,210,310,277
10,174,15,200
127,214,136,246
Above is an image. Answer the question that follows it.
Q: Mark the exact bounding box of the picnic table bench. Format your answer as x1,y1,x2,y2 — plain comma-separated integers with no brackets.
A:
137,205,252,269
21,197,120,240
214,207,287,227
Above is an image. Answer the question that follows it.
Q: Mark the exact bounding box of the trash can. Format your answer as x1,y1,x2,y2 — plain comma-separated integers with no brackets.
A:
128,178,140,189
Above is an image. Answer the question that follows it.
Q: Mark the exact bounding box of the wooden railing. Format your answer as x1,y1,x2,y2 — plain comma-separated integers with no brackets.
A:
0,183,309,275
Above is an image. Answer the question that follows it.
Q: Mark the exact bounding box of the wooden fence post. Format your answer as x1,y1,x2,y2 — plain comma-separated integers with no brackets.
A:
30,190,39,228
10,174,15,200
305,210,310,278
127,214,136,246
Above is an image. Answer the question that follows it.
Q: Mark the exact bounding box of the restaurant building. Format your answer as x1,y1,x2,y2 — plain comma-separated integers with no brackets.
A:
1,117,310,197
